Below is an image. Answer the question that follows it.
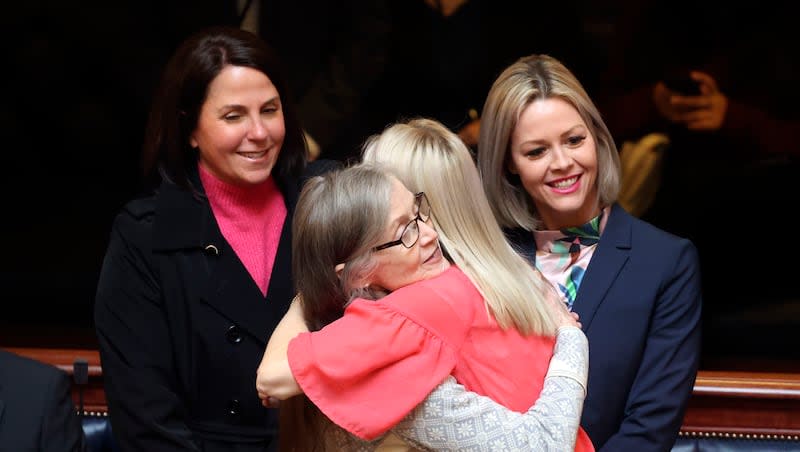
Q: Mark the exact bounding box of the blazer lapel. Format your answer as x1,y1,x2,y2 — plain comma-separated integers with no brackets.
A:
199,219,289,345
151,168,302,344
201,235,279,345
199,176,298,343
151,176,286,345
574,204,632,330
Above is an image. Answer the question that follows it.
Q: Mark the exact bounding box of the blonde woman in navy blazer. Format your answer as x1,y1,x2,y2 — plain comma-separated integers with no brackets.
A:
478,54,702,452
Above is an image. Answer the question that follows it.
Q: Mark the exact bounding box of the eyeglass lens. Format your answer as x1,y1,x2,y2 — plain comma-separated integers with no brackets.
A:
399,193,430,248
417,193,430,222
400,219,419,248
372,192,432,251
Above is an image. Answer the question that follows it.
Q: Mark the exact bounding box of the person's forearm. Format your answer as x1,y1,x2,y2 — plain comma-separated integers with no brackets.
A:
256,296,308,401
545,326,588,394
392,326,588,451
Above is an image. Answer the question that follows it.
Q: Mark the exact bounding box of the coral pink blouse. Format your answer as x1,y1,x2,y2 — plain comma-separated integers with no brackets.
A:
288,266,593,450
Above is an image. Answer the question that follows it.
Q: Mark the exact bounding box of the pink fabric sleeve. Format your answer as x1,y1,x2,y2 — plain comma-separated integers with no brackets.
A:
288,297,468,440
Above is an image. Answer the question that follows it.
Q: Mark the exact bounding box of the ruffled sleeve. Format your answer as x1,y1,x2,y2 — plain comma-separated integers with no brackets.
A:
288,281,472,440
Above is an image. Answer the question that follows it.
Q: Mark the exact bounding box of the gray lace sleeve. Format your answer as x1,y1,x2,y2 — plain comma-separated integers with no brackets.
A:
391,326,589,451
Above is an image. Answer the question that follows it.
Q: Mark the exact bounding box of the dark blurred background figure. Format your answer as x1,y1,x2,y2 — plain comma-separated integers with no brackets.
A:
249,0,595,163
253,0,391,163
336,0,592,159
0,349,88,451
593,0,800,363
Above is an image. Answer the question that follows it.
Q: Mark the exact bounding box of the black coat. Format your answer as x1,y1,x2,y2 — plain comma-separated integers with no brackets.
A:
94,166,309,452
0,350,88,452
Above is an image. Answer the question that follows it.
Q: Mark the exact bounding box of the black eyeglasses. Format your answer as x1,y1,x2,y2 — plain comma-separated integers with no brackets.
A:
373,192,431,252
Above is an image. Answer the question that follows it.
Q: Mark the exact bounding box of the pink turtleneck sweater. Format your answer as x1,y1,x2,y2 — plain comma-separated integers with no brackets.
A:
199,165,287,296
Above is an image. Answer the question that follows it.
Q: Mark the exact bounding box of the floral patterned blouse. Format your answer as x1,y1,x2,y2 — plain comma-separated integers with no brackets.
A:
532,206,611,310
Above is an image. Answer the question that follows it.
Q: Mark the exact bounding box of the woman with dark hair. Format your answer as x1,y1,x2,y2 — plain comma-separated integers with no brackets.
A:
93,26,315,451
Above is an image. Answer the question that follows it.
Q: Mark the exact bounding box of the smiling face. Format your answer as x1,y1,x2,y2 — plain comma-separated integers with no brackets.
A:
366,177,451,292
190,65,285,186
508,97,600,230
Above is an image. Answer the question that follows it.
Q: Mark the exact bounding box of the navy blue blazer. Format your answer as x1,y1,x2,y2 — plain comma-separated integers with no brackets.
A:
507,203,702,452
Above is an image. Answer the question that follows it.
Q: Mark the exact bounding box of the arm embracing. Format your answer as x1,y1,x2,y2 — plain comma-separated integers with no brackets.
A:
393,326,588,451
256,295,308,403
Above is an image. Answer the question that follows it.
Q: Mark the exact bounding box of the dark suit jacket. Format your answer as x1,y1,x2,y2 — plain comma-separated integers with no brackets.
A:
507,204,702,452
0,350,87,452
94,164,318,452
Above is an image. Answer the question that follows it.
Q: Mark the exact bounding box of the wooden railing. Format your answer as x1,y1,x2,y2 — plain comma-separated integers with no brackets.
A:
679,370,800,441
4,347,800,441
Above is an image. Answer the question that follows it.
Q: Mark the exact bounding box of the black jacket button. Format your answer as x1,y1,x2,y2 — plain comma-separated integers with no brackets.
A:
225,325,242,344
204,244,220,256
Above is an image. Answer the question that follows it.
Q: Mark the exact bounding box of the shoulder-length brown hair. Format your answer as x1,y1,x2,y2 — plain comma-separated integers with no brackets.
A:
141,26,306,193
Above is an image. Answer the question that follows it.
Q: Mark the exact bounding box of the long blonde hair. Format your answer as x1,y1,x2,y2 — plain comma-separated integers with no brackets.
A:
362,118,557,335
